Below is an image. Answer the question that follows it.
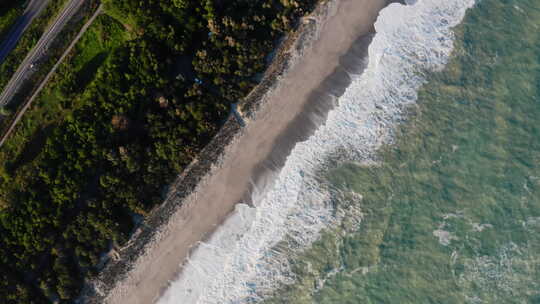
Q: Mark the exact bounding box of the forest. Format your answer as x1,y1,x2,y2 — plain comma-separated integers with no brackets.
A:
0,0,316,302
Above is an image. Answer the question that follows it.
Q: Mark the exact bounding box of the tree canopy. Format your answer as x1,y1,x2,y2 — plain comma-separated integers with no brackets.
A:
0,0,316,302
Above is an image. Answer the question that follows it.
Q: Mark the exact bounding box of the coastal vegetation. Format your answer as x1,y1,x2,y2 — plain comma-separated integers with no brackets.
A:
0,0,316,302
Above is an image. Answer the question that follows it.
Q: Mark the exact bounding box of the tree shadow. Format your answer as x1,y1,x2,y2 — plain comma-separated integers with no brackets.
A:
74,51,109,93
7,123,56,174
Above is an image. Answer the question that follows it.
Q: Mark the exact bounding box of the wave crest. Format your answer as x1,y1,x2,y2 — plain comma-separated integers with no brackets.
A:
157,0,475,303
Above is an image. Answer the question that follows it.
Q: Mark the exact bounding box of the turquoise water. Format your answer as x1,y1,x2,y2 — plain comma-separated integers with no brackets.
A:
156,1,540,302
263,0,540,303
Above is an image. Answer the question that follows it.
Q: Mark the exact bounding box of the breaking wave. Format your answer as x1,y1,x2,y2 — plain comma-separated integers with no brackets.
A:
156,0,475,303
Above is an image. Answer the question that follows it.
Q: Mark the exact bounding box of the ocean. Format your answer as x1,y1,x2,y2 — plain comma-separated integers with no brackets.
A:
157,0,540,303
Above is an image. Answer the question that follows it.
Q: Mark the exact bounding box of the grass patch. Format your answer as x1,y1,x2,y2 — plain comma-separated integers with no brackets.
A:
0,13,128,191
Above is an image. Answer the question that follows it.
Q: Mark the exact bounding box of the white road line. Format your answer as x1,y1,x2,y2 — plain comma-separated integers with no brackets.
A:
0,0,84,107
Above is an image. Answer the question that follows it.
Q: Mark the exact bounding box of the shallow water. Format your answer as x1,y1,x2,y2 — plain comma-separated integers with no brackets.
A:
263,0,540,303
156,0,540,303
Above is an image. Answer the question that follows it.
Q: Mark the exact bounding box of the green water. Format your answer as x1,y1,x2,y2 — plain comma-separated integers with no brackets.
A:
266,0,540,303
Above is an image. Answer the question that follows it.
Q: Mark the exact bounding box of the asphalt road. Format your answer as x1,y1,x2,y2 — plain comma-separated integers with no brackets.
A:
0,0,85,107
0,0,50,64
0,4,103,148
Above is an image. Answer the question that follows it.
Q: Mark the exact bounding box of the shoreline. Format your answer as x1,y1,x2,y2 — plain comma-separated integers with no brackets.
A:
82,0,392,302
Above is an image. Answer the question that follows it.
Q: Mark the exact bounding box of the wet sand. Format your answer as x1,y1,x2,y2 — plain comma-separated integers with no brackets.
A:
104,0,389,302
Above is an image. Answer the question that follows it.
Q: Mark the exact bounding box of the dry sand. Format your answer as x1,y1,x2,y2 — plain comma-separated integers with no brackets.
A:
105,0,388,303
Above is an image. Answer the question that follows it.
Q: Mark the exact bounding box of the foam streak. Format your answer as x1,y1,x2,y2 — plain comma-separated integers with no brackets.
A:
157,0,475,303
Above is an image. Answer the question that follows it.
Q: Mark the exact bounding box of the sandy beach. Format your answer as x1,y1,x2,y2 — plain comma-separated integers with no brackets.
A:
100,0,390,303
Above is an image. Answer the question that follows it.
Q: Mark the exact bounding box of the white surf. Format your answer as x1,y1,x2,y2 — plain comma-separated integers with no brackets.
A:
156,0,475,303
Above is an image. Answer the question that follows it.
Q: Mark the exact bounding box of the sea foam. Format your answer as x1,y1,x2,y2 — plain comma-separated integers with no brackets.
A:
156,0,475,303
